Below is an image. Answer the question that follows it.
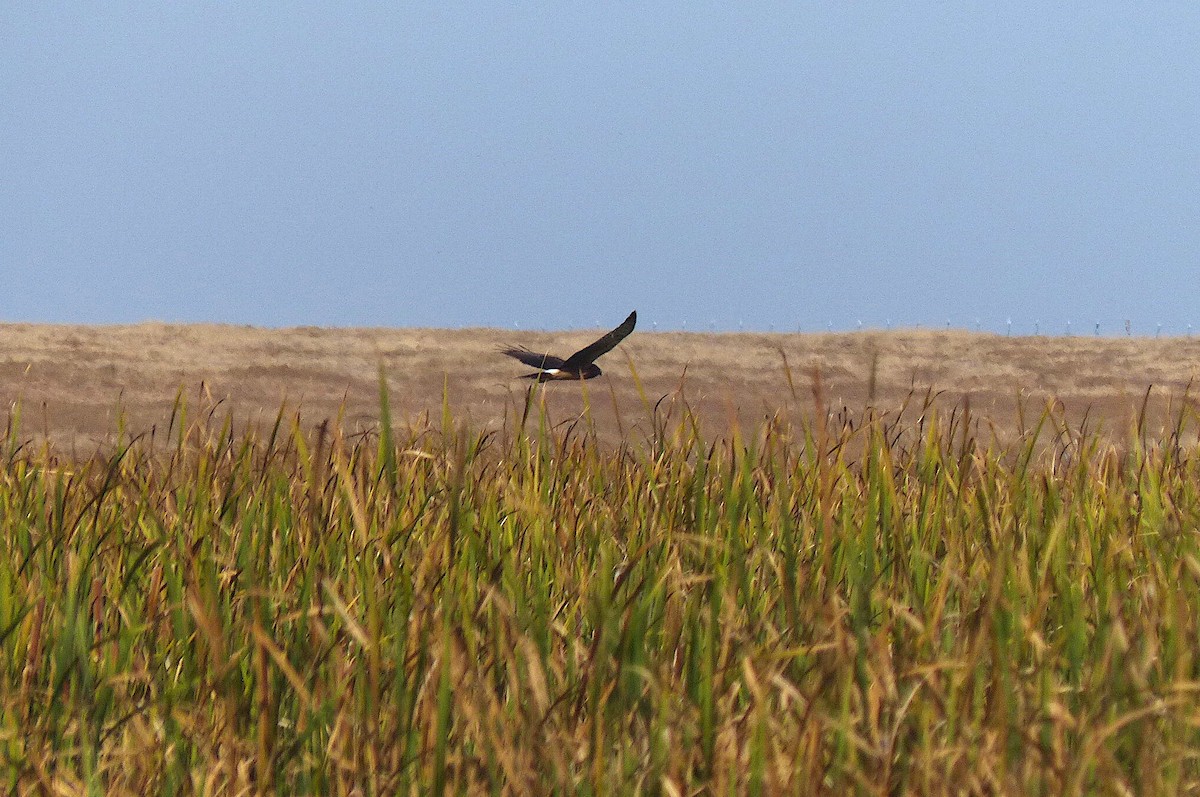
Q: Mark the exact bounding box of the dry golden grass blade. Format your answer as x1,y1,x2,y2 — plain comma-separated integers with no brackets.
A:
250,623,315,707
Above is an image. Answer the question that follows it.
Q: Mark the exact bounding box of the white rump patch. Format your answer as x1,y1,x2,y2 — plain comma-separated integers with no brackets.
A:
544,368,560,375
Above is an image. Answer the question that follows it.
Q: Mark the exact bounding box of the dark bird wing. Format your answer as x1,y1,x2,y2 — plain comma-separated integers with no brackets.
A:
502,347,567,370
563,311,637,368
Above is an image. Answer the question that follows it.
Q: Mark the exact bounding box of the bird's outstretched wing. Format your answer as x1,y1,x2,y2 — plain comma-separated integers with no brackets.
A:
502,347,567,370
563,310,637,368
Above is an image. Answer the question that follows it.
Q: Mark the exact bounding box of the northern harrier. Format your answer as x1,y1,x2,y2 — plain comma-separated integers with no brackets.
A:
502,311,637,381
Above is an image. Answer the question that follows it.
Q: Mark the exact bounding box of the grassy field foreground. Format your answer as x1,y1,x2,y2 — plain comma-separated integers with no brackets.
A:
3,382,1200,795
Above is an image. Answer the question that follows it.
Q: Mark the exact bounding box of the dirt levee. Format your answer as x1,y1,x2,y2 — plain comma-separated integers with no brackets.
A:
2,322,1199,451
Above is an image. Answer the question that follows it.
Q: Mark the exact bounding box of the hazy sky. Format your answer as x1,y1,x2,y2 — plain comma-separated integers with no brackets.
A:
5,4,1199,333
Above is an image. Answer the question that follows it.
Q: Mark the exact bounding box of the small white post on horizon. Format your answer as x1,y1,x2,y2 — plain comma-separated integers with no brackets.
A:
1066,320,1071,336
1006,318,1012,336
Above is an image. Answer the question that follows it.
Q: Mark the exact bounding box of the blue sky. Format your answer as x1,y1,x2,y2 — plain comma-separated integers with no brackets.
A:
4,4,1199,333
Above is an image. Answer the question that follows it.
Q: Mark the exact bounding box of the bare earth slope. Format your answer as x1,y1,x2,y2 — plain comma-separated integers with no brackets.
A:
2,323,1199,451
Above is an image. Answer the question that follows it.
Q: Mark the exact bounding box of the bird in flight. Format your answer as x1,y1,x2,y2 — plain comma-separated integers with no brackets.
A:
502,311,637,381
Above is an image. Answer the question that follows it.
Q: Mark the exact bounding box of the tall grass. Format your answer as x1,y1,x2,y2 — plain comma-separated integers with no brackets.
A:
2,383,1200,795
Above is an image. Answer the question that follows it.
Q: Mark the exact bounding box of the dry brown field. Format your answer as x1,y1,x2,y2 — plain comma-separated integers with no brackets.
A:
2,322,1200,450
